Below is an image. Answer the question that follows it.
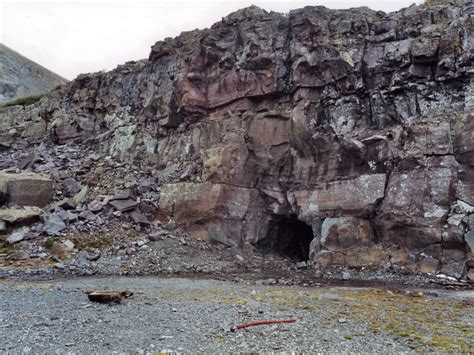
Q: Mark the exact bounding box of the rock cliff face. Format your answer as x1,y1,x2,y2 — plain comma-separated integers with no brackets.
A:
0,44,68,104
0,0,473,279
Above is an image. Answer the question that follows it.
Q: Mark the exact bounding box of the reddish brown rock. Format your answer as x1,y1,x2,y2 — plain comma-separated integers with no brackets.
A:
295,174,386,219
0,0,472,278
311,217,389,268
0,171,53,207
418,257,440,275
320,217,373,252
50,241,72,259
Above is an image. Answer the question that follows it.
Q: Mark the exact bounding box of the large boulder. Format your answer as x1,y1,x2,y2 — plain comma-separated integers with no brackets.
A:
0,207,42,224
0,171,53,207
311,217,388,268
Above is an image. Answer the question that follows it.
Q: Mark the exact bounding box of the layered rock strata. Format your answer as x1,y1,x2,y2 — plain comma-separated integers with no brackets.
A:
0,0,473,279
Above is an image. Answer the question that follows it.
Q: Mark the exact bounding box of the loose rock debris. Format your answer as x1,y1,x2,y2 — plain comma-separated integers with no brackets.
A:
2,277,473,352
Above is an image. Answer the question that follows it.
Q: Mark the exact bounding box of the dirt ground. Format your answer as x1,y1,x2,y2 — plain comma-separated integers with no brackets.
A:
1,276,473,353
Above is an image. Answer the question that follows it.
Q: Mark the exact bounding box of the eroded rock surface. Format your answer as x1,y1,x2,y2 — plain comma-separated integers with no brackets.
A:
0,0,473,280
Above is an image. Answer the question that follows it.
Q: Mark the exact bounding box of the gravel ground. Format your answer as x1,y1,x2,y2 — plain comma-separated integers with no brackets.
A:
1,276,473,353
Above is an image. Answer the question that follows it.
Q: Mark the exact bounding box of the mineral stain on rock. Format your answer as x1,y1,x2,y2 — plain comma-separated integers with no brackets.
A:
0,0,473,281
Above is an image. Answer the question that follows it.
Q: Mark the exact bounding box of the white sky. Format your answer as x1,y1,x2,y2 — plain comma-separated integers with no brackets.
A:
1,0,423,80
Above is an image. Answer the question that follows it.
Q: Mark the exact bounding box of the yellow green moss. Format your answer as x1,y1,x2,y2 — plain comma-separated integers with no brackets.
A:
160,286,473,351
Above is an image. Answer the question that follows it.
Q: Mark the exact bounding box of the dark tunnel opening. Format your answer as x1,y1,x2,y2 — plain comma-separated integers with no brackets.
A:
256,215,315,261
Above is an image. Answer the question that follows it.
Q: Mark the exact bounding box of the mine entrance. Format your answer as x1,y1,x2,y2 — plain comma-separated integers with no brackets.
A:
257,215,314,261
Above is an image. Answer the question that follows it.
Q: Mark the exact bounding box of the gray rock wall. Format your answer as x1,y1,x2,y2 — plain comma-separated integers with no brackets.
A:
0,0,473,279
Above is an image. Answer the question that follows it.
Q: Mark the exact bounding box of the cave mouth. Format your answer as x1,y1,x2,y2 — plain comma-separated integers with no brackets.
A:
256,215,314,262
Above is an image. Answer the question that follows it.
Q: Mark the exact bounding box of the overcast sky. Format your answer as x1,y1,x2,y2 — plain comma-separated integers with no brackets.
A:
1,0,422,80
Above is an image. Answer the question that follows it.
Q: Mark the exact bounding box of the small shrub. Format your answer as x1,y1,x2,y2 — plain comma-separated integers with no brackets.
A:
44,237,54,248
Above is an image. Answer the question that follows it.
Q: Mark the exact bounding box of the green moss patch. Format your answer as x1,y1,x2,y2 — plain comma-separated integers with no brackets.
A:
0,94,45,109
160,286,473,351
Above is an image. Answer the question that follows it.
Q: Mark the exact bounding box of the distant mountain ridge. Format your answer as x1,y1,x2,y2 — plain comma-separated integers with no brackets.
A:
0,44,68,104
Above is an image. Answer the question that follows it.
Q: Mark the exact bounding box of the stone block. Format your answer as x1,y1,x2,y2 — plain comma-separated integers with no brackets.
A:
0,171,53,207
296,174,386,219
418,257,439,274
320,217,373,251
0,207,42,224
159,182,252,227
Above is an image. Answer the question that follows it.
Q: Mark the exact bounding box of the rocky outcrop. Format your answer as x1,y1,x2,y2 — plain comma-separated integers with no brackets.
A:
0,0,473,280
0,44,68,104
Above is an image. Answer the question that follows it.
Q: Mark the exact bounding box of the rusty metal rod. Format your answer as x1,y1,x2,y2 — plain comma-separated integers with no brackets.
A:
230,319,296,332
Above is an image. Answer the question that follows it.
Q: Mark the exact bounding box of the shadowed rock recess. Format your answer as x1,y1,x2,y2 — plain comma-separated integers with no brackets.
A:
0,0,473,280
